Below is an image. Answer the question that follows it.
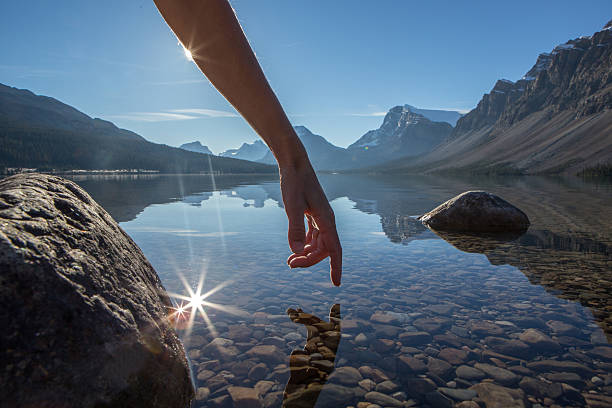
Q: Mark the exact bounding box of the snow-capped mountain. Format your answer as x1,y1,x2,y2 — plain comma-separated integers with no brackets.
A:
347,106,453,166
219,140,270,162
179,141,214,155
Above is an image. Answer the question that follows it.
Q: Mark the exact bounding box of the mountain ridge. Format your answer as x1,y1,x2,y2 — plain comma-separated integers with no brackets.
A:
0,84,276,174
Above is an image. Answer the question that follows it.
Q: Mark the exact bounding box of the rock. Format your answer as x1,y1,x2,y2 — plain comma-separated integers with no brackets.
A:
425,391,453,408
518,377,562,399
262,391,283,408
404,377,436,396
0,174,193,407
474,363,520,386
197,369,216,381
485,336,531,358
254,380,274,397
456,365,486,380
438,348,469,365
248,363,269,381
418,191,530,232
246,345,284,364
399,331,432,346
526,360,593,376
470,382,525,408
397,355,427,374
364,391,404,407
413,317,452,333
373,338,395,353
469,320,505,336
455,402,480,408
588,346,612,362
518,329,561,354
355,333,369,345
316,384,357,407
209,394,232,408
195,387,211,401
328,366,363,386
227,386,262,408
546,320,581,337
358,378,376,392
428,357,453,379
438,387,477,401
543,372,585,388
376,380,400,393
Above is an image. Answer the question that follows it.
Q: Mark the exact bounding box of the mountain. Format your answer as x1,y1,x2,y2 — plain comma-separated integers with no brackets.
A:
220,140,270,162
346,106,453,167
260,126,350,169
0,84,276,174
381,21,612,175
179,141,214,155
403,104,463,126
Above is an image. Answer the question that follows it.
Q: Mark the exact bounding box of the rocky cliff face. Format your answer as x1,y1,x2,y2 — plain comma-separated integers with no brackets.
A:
454,22,612,136
0,174,193,407
408,21,612,175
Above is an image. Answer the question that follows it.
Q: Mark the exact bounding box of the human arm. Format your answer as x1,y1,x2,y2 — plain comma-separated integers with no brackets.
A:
153,0,342,285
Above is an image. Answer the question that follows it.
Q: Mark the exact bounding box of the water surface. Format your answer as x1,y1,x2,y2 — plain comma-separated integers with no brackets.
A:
73,174,612,408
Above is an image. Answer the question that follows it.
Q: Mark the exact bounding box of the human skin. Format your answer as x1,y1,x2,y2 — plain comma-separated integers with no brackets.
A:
153,0,342,285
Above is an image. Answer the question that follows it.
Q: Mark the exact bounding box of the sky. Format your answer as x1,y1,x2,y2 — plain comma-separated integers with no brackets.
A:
1,1,610,153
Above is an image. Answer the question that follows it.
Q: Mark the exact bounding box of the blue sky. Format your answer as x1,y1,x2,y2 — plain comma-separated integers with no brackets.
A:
1,1,610,153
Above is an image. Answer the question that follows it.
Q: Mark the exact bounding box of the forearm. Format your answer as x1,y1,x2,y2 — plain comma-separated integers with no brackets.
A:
153,0,308,169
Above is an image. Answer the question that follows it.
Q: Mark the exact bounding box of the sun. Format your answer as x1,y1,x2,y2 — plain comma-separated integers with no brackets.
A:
179,42,193,61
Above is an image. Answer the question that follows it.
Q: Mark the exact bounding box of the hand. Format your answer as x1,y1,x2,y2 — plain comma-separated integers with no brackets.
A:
280,163,342,286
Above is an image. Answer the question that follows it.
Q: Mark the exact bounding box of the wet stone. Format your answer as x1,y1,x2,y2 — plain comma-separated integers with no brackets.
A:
414,317,452,334
439,387,477,401
227,386,262,408
438,348,468,365
248,363,269,382
425,390,453,408
485,337,531,358
526,360,593,376
518,329,561,354
398,356,427,374
365,391,404,407
245,345,284,364
470,382,525,408
376,380,400,394
456,365,486,381
428,357,453,379
328,366,363,386
358,378,376,392
474,363,520,386
518,377,562,399
470,321,505,336
399,331,432,346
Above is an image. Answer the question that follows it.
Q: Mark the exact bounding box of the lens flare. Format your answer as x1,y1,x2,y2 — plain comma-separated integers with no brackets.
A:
167,270,245,338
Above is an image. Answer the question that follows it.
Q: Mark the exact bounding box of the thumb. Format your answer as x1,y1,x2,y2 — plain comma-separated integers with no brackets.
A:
287,208,306,254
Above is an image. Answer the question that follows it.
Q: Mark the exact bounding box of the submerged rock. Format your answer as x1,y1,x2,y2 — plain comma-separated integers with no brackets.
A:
0,174,193,407
418,191,530,232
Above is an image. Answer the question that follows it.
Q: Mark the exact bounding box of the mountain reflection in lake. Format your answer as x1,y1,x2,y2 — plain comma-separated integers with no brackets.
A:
72,174,612,408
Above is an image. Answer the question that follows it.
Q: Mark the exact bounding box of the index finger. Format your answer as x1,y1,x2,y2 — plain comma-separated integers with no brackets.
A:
323,230,342,286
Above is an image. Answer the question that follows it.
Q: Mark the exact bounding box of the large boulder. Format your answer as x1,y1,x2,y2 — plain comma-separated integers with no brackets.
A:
418,191,530,232
0,174,193,407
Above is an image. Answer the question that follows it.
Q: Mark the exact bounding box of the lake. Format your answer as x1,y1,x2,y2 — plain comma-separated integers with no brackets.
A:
71,173,612,408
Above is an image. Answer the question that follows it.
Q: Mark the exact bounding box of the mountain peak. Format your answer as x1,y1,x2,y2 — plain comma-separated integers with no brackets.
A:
179,141,214,155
